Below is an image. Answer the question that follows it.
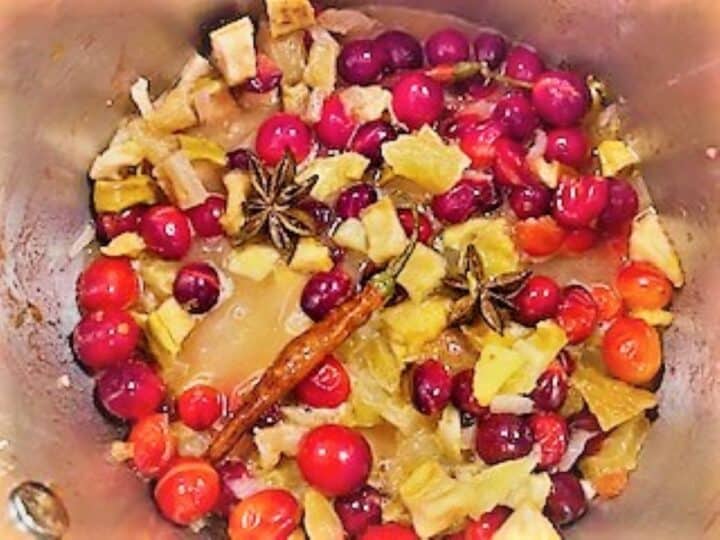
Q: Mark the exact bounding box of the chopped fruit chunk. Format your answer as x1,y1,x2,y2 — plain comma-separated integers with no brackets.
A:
298,153,370,202
616,261,673,310
443,218,520,277
630,309,674,327
129,413,176,477
93,175,157,213
289,237,334,273
304,27,341,91
494,505,560,540
100,232,146,258
473,344,525,407
340,86,393,123
602,316,662,385
333,218,368,253
397,244,447,302
412,359,452,415
361,197,408,264
229,489,301,540
178,135,228,166
629,210,684,287
514,216,566,258
220,170,252,236
90,140,145,181
267,0,316,38
381,297,450,351
147,298,196,361
304,489,345,540
226,245,282,282
210,18,257,86
597,140,639,176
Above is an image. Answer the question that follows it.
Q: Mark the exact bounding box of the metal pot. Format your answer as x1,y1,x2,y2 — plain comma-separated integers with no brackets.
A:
1,0,718,538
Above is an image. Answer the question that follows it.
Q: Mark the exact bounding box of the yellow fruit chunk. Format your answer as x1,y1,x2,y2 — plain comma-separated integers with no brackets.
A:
100,232,146,258
255,422,308,469
397,244,447,302
304,490,344,540
126,119,178,166
210,17,257,86
303,27,340,92
148,298,196,362
340,85,392,123
158,151,209,210
631,308,674,327
266,0,316,38
443,218,520,277
282,82,311,115
571,363,657,431
220,170,252,235
381,297,450,352
361,197,408,264
93,175,157,213
258,24,307,85
436,406,463,463
503,473,552,511
139,258,179,300
494,505,560,540
89,140,144,180
528,156,560,189
598,140,640,176
629,210,684,287
467,456,538,515
332,218,367,253
358,337,403,392
289,237,334,273
382,126,470,194
473,344,525,406
146,86,198,133
297,153,370,202
226,245,282,282
178,135,228,167
559,386,585,418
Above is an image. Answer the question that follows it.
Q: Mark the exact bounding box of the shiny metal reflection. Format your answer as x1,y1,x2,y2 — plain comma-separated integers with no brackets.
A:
9,482,69,539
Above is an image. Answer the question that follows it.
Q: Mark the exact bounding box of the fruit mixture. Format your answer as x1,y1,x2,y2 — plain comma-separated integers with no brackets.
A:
74,1,684,538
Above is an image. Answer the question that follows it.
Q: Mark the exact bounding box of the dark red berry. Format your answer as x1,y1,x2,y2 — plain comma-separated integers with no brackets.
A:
215,461,253,517
476,414,534,464
301,269,352,321
411,360,452,415
296,355,351,408
96,359,165,421
374,31,423,72
95,205,146,243
505,46,545,83
338,40,390,86
473,32,507,70
531,364,569,411
597,178,639,233
140,205,192,260
297,198,335,231
463,506,512,539
492,92,539,141
245,54,282,93
255,404,283,429
459,120,507,168
335,184,378,220
173,262,221,314
227,149,253,170
397,209,433,244
431,177,501,224
493,138,534,186
425,28,470,66
185,196,226,238
256,113,313,166
530,411,569,469
508,184,552,219
544,472,587,527
451,369,489,418
513,275,562,326
334,485,383,537
351,120,398,164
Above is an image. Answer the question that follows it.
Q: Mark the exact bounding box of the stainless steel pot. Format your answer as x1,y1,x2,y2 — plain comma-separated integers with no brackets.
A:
1,0,719,538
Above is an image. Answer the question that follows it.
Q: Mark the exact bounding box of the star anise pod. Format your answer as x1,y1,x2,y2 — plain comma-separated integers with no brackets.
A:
444,245,531,334
234,152,319,259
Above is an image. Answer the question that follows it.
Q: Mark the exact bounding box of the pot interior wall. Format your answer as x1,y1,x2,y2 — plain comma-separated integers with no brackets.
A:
1,0,719,538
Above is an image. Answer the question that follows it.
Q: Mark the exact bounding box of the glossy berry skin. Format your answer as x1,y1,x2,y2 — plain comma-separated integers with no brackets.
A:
476,414,534,465
338,39,390,85
530,411,569,469
316,94,357,150
531,362,569,412
397,209,433,244
173,262,221,314
96,360,165,421
493,138,533,186
229,489,301,540
129,413,176,477
335,183,378,220
77,256,139,313
616,261,672,310
177,384,223,431
73,309,140,370
504,46,545,83
392,73,445,130
432,177,500,224
301,269,352,321
412,359,452,415
462,506,512,540
552,176,609,229
556,285,599,344
513,275,562,326
334,485,383,537
360,523,419,540
95,205,146,243
546,128,590,168
215,461,252,517
590,283,623,323
451,369,489,418
297,424,372,497
597,178,640,232
425,28,470,66
492,92,539,141
227,148,253,170
602,316,662,385
185,196,226,238
532,71,591,128
255,113,313,166
568,410,604,457
244,54,282,93
298,198,335,231
508,184,552,219
459,120,507,168
296,355,351,408
351,120,398,163
563,228,598,254
375,30,423,71
514,216,567,258
473,32,507,70
154,459,220,525
544,472,587,527
140,205,192,260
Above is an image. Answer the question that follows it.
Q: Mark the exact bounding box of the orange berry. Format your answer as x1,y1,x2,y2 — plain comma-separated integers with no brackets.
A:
229,489,301,540
590,283,623,322
594,470,629,499
154,459,220,525
602,317,662,385
129,413,175,478
515,216,567,257
616,261,673,310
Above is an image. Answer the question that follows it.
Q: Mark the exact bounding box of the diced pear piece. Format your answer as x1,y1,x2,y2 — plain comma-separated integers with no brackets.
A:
382,126,470,194
358,338,403,392
360,197,408,264
266,0,316,38
146,86,198,133
598,139,640,176
527,156,560,189
466,456,538,516
93,175,157,213
289,238,334,273
89,140,144,180
139,258,179,299
381,297,450,351
178,135,228,167
297,153,370,202
340,85,392,123
226,245,282,282
503,473,552,511
158,151,209,209
220,170,252,235
210,17,257,86
100,233,146,258
126,118,178,165
436,406,463,463
303,490,344,540
443,218,520,277
332,218,367,253
631,308,674,327
303,27,340,92
130,77,153,117
316,8,380,35
629,210,684,287
147,298,196,361
473,344,525,406
397,244,447,301
494,505,560,540
255,422,309,469
282,82,311,115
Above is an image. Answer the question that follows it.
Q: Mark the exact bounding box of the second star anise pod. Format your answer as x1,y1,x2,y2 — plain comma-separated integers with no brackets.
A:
444,245,531,334
234,151,319,259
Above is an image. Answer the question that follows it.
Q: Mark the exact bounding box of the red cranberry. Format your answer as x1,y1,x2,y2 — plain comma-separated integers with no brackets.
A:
95,205,146,243
463,506,512,539
244,54,282,93
555,285,599,344
227,148,253,170
451,369,489,418
425,28,470,66
96,360,165,421
597,178,640,232
298,198,335,231
77,256,139,313
361,523,418,540
529,411,569,469
397,209,433,244
177,384,223,431
563,227,598,254
513,275,561,326
185,196,226,238
439,113,483,140
374,31,423,71
256,113,313,166
532,71,591,128
492,92,539,141
461,76,498,100
338,39,390,86
140,205,192,260
298,424,372,496
296,355,351,408
459,120,507,168
552,176,609,229
546,128,590,168
335,184,378,220
301,269,352,321
493,138,534,186
215,461,252,517
73,309,140,370
173,262,220,314
544,472,587,527
476,414,533,464
508,184,552,219
412,359,452,415
531,364,569,411
474,32,507,70
431,177,500,224
505,46,545,83
334,485,382,537
568,409,604,456
557,350,576,375
351,120,398,163
392,72,445,130
316,94,357,150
